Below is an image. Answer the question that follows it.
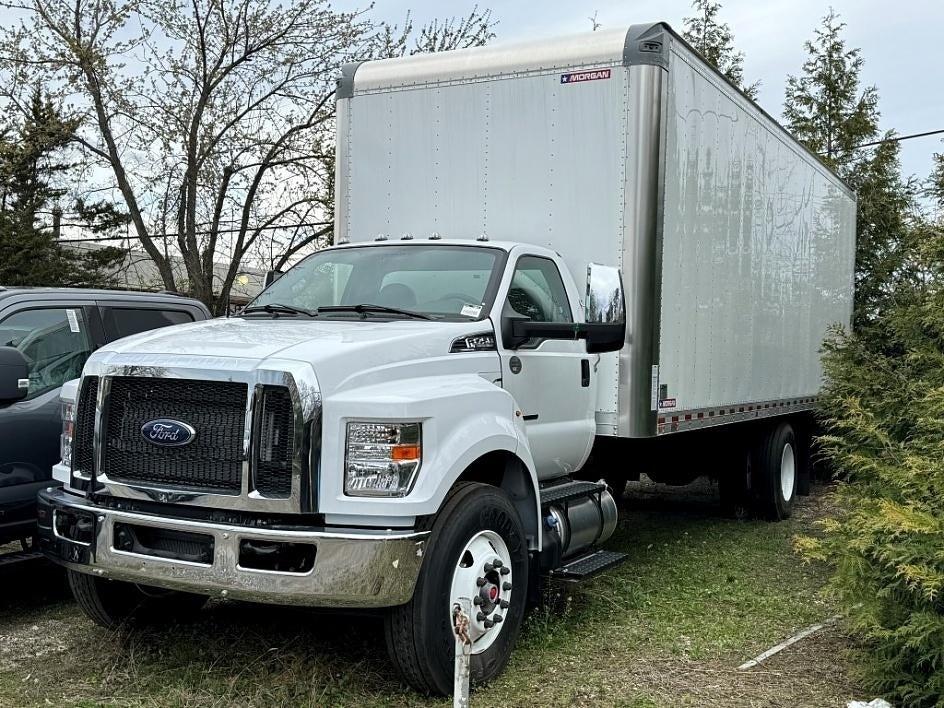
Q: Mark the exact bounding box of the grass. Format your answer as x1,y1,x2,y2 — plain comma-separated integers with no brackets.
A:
0,481,863,707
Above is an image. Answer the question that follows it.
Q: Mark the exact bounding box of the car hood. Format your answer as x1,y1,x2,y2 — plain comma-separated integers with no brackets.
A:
92,316,496,394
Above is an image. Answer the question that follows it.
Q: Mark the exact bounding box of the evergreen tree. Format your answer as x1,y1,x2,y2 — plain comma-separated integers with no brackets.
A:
784,10,916,330
783,9,878,174
0,90,125,287
800,174,944,704
682,0,759,99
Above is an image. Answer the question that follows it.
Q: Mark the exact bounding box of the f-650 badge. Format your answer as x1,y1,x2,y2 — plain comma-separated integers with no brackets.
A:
141,419,196,447
560,68,612,84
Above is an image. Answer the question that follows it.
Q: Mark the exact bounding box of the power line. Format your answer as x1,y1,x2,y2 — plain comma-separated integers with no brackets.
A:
853,128,944,151
57,219,333,243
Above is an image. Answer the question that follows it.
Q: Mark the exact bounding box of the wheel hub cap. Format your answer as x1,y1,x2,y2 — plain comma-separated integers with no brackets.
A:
450,530,512,654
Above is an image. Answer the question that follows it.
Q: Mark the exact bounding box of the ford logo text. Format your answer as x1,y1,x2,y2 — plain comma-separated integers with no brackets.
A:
141,419,197,447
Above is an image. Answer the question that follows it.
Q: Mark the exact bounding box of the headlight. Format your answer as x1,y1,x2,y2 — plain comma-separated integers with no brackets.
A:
345,422,421,497
60,400,75,467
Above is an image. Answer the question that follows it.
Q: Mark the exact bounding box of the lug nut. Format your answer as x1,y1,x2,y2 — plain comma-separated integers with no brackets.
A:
492,559,503,568
500,600,510,609
476,577,487,586
476,612,487,622
502,582,512,591
499,566,510,576
492,614,503,623
483,618,495,629
484,562,494,573
473,596,483,606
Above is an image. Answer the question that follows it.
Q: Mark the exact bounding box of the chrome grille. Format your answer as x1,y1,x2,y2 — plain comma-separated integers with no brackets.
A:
103,377,248,493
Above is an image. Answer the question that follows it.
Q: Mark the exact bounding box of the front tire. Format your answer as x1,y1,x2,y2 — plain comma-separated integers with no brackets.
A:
384,482,529,695
68,570,208,628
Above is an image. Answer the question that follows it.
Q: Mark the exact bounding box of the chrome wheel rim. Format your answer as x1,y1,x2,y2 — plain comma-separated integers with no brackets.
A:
449,530,512,654
780,442,796,502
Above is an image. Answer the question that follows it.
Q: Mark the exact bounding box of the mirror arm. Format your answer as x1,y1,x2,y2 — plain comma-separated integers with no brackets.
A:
510,320,589,341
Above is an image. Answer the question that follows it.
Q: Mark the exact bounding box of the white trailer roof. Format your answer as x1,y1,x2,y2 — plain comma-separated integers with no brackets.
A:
348,27,633,94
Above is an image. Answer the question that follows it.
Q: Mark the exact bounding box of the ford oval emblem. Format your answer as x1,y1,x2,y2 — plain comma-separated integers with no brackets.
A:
141,419,196,447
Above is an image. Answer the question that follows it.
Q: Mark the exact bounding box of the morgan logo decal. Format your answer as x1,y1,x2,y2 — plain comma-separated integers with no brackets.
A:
141,419,197,447
560,68,612,84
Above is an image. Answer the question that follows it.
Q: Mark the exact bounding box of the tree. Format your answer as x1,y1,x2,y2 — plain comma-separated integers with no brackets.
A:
0,90,125,287
783,9,878,174
784,10,916,330
799,170,944,705
681,0,759,99
0,1,496,313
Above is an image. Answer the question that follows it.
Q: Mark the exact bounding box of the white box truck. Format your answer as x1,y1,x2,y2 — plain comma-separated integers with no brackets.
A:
34,23,854,695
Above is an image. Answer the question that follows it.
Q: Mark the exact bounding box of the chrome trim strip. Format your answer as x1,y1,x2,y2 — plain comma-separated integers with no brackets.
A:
81,354,321,514
619,63,666,438
51,509,92,547
42,489,427,609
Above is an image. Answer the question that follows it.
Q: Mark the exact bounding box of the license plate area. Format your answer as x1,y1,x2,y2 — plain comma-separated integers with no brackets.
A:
113,522,214,565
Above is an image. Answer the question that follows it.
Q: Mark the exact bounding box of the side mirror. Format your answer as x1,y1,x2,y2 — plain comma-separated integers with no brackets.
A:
0,346,29,403
264,270,283,287
584,263,626,354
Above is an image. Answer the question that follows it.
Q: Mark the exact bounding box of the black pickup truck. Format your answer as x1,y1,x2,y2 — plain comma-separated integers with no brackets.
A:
0,288,210,558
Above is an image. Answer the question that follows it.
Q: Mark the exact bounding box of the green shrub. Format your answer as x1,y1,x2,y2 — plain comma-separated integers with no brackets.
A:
803,283,944,706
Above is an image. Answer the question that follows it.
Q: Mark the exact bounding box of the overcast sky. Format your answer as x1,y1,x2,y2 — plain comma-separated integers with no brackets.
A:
348,0,944,187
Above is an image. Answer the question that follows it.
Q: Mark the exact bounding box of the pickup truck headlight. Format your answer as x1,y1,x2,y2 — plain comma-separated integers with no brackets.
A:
60,400,75,467
345,422,421,497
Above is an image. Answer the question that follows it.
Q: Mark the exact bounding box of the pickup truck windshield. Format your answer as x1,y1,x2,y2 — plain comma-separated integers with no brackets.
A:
248,245,503,320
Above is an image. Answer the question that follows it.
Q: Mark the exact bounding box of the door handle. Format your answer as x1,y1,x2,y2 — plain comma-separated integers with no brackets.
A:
581,359,590,387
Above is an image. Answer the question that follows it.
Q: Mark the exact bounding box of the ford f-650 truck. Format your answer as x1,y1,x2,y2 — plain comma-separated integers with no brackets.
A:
32,23,854,694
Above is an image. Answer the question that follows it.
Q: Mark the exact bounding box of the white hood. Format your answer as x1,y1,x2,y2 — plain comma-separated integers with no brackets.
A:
95,316,497,395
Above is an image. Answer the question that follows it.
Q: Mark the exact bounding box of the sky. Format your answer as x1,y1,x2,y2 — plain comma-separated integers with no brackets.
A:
348,0,944,187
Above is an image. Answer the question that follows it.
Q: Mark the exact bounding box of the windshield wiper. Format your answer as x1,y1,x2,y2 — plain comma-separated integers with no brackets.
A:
241,302,318,318
316,303,433,321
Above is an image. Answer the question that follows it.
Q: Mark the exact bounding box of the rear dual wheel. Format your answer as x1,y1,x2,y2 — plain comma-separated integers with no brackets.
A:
384,482,528,695
719,421,801,520
754,421,798,520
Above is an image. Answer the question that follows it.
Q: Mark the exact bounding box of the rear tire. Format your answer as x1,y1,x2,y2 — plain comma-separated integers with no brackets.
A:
68,570,208,628
752,422,797,520
384,482,529,695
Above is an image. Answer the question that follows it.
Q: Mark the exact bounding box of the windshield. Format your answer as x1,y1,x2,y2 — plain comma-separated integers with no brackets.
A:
247,245,504,320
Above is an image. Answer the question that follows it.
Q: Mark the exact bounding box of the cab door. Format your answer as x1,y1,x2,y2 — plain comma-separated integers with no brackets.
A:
496,253,594,479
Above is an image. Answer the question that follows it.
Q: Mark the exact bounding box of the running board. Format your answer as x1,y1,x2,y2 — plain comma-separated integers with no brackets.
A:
0,549,43,568
548,549,627,582
539,480,607,508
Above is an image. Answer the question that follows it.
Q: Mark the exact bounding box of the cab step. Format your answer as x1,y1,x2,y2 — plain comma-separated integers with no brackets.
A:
539,480,607,508
0,549,43,568
548,549,627,582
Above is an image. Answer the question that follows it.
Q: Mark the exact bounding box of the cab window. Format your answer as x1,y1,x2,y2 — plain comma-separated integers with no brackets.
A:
505,256,573,323
101,307,194,341
0,308,92,399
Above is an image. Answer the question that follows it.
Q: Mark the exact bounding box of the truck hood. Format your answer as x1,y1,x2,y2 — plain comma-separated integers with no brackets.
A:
94,316,497,394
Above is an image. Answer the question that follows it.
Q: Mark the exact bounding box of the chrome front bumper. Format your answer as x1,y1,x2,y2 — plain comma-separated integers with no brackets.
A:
37,488,428,608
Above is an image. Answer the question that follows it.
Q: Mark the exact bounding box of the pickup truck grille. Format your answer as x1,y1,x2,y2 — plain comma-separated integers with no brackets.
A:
102,377,248,493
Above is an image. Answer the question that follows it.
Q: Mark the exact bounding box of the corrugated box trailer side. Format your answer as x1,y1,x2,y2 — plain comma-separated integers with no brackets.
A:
652,30,855,439
335,22,855,441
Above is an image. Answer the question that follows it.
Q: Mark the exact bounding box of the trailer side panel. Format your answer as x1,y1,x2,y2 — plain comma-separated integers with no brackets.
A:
653,40,856,433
